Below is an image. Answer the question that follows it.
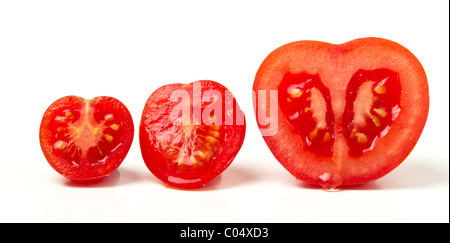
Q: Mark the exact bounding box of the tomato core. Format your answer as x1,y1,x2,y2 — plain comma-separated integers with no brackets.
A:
51,100,124,167
160,116,224,170
40,96,134,181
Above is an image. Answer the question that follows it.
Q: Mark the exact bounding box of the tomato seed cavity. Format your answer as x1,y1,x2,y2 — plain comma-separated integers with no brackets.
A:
278,72,335,157
166,122,223,169
52,103,123,166
279,69,401,157
343,69,401,157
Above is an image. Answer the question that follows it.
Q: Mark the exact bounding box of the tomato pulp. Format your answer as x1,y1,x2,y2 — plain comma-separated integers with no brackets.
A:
253,37,429,190
39,96,134,181
140,80,246,189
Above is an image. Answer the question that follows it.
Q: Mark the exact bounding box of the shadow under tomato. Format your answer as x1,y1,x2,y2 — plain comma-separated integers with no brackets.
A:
375,158,448,190
295,158,447,191
63,170,122,188
114,166,147,185
161,163,259,191
62,162,153,188
296,181,382,191
219,164,261,188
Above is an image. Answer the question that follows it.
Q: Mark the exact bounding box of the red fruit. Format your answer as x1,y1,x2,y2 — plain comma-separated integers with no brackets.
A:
253,37,429,190
39,96,134,181
139,80,246,189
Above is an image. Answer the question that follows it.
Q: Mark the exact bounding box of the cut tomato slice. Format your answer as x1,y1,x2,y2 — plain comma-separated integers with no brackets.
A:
253,37,429,190
139,80,246,189
39,96,134,181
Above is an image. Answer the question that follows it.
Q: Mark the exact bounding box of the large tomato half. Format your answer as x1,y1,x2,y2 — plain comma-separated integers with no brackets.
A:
140,80,246,189
39,96,134,181
253,37,429,190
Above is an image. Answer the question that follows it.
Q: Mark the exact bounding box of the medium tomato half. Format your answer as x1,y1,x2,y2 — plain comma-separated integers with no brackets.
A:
39,96,134,181
140,80,246,189
253,37,429,190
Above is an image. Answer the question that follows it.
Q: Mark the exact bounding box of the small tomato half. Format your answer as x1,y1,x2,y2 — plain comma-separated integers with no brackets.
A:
39,96,134,181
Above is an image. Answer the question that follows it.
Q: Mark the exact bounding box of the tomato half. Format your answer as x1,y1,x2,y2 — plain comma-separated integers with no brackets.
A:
139,80,246,189
39,96,134,181
253,37,429,190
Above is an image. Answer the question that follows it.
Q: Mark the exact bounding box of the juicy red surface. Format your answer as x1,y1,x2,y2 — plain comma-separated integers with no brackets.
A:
278,72,335,156
139,80,246,189
39,96,134,181
253,38,429,188
279,69,401,158
343,69,401,157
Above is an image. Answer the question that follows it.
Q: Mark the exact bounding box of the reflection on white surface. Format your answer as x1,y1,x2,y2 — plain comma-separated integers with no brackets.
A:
140,187,239,223
43,187,131,222
41,171,131,222
0,151,448,222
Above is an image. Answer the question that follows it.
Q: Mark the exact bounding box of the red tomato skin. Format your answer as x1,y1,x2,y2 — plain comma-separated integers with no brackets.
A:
39,96,134,182
253,37,429,188
139,80,246,189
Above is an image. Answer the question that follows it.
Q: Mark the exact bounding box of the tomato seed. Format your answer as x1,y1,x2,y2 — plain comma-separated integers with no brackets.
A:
104,134,114,142
374,84,386,94
357,133,368,143
104,114,114,121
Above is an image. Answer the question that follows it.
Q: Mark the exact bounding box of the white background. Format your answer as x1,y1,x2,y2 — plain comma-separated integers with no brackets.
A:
0,0,448,223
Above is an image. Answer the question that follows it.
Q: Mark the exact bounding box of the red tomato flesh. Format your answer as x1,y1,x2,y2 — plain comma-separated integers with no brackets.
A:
253,37,429,190
139,80,246,189
39,96,134,181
